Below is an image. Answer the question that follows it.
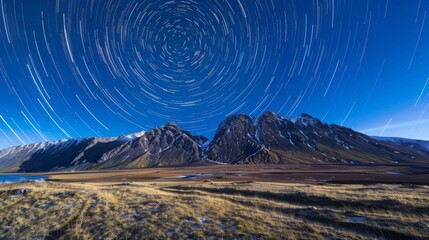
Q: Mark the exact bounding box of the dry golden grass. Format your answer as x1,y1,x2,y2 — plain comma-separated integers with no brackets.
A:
0,181,428,239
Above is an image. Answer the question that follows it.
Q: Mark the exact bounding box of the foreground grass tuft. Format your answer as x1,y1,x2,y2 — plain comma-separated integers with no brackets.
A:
0,181,428,239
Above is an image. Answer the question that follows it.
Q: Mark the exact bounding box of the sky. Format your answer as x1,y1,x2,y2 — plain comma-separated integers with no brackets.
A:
1,0,429,150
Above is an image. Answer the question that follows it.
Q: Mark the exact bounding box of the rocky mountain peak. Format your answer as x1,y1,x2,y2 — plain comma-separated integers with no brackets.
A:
293,113,324,128
220,114,253,127
260,111,282,120
300,113,314,118
2,111,429,173
164,122,180,128
211,114,255,143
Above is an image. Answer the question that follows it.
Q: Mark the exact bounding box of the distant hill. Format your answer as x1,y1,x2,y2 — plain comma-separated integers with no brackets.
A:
1,112,428,173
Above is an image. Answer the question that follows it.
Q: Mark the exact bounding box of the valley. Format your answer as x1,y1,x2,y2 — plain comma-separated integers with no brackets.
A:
2,112,429,239
45,164,429,185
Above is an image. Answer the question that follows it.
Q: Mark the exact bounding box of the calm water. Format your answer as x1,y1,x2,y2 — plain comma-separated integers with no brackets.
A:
0,175,46,184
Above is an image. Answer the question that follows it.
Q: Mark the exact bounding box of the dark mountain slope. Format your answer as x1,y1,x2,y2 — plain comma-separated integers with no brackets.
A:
207,111,429,164
205,114,279,164
0,111,428,173
93,123,207,169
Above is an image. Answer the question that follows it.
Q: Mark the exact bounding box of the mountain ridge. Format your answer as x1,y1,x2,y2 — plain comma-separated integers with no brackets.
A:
1,111,428,173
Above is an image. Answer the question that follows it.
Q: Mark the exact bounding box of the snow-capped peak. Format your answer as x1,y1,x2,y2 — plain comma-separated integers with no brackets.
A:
290,113,320,127
118,130,146,141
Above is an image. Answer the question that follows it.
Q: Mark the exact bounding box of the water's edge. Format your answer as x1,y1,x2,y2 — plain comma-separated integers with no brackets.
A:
0,174,47,184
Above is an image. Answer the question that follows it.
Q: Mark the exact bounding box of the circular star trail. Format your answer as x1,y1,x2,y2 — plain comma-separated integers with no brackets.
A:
1,0,429,148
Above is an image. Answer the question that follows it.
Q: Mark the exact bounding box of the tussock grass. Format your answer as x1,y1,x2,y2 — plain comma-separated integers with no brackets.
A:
0,181,428,239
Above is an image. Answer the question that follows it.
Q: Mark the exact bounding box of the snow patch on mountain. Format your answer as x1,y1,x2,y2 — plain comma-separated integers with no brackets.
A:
118,130,146,141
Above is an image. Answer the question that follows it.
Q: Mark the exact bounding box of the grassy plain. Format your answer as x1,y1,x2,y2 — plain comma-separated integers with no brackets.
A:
1,177,429,239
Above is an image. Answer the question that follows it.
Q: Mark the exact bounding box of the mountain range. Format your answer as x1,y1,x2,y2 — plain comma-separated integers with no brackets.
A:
1,111,428,173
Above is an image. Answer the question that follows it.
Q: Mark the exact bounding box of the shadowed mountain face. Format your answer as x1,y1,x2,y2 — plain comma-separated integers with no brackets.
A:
256,112,385,163
205,114,279,164
0,123,208,172
92,123,207,170
206,112,429,164
0,112,428,172
19,138,124,172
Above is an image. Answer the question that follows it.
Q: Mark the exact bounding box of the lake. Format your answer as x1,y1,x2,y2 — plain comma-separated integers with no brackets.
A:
0,175,47,184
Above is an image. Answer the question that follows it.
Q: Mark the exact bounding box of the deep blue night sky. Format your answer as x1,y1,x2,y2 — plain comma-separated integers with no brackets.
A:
1,0,429,150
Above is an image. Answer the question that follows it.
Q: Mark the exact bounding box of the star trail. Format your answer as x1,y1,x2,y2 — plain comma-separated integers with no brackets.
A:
1,0,429,149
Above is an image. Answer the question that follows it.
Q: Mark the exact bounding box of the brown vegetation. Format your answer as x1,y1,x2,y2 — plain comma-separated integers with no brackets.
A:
1,180,428,239
46,164,429,185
